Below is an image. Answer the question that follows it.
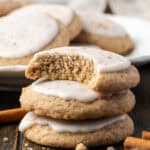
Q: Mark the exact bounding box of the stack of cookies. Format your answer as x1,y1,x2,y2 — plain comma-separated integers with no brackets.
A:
19,46,140,148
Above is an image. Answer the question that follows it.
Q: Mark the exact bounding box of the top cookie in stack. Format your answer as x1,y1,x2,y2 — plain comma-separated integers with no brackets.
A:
19,46,140,148
25,46,139,92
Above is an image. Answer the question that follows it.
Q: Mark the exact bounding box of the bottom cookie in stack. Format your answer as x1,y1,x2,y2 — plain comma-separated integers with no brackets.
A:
19,112,134,148
19,80,135,148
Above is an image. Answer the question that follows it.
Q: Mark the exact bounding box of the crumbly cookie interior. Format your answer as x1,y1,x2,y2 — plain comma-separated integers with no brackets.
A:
27,54,95,83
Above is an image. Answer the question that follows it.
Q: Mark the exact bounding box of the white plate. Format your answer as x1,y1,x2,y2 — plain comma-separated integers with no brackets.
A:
0,66,30,91
108,15,150,65
0,65,26,77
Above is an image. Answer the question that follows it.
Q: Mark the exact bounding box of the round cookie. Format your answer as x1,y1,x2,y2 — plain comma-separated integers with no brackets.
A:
0,10,69,66
19,112,134,148
20,80,135,120
11,4,82,40
0,0,26,16
75,11,133,54
25,46,140,92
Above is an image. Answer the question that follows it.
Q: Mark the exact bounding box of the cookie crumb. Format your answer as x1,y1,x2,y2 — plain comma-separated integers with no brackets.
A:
106,146,116,150
26,147,33,150
3,137,9,143
24,142,29,147
75,143,87,150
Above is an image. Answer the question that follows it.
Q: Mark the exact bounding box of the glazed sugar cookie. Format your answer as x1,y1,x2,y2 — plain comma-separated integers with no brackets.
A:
11,4,82,40
0,10,69,66
75,11,133,54
26,46,140,92
20,80,135,120
0,0,26,16
19,112,134,148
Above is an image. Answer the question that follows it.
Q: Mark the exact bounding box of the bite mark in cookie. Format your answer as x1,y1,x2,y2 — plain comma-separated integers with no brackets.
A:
26,46,140,92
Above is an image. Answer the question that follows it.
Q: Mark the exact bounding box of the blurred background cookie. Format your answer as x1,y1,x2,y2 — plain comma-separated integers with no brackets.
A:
0,9,69,66
0,0,27,16
11,4,82,41
75,11,134,55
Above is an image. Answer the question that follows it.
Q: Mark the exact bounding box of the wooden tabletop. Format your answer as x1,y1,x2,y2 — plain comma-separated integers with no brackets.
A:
0,64,150,150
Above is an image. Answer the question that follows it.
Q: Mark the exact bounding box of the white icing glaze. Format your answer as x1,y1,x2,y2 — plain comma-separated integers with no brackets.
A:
31,79,127,101
31,79,101,102
78,11,127,37
19,112,127,133
35,46,131,72
11,4,74,26
0,11,58,58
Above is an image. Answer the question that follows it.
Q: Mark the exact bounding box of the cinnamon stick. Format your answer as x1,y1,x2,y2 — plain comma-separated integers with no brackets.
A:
0,108,26,123
124,137,150,149
142,131,150,140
